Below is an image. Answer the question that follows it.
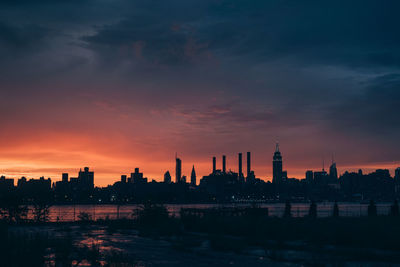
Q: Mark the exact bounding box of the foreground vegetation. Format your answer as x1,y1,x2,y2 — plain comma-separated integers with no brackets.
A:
1,201,400,266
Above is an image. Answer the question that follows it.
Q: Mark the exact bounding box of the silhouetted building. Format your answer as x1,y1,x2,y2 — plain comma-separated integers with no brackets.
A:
212,156,216,173
395,167,400,182
130,168,147,184
282,171,288,180
18,176,52,199
306,170,313,183
247,170,256,184
62,173,68,183
191,165,196,186
0,176,14,193
164,171,171,184
329,161,338,182
273,143,283,184
222,155,226,173
121,175,127,183
238,153,243,180
17,176,27,187
314,170,328,184
395,168,400,194
182,175,187,183
78,167,94,189
176,156,182,183
247,152,251,177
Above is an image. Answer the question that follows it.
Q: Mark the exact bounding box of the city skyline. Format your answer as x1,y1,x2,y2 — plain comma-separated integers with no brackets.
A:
1,144,400,187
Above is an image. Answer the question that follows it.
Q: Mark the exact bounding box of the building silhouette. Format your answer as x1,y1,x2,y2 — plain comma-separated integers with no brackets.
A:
222,155,226,173
176,156,182,183
0,176,14,194
273,143,283,184
191,165,196,186
62,173,68,183
395,167,400,194
130,168,147,184
164,171,171,184
212,156,216,173
329,158,338,182
247,152,251,177
238,153,245,183
395,167,400,181
313,170,328,184
305,170,313,183
78,167,94,189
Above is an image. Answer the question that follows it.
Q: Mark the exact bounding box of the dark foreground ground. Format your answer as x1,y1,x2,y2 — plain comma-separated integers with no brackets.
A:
2,205,400,266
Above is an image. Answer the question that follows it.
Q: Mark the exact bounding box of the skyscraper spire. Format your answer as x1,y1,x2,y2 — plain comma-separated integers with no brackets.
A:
273,143,283,184
190,165,196,186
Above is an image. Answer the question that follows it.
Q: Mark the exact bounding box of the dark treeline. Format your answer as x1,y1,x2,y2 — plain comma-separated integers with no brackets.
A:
1,201,400,265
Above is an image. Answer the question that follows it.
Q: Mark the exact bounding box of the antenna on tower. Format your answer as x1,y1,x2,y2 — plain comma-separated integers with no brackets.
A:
322,157,325,172
275,142,280,152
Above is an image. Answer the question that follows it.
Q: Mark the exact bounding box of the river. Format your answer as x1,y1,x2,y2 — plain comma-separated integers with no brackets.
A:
31,202,393,222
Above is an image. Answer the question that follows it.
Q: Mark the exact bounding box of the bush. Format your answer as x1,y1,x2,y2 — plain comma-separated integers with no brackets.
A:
78,212,93,222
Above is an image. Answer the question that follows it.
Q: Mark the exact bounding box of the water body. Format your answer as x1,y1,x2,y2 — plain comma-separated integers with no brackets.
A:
37,202,393,222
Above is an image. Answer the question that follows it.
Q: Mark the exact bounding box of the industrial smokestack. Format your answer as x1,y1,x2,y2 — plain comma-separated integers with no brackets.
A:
238,153,243,177
247,152,251,177
212,156,216,173
222,155,226,173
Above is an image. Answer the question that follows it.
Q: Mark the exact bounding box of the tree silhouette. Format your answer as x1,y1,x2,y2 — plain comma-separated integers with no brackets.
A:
308,201,317,219
390,200,399,216
332,201,339,217
368,199,377,217
283,200,291,218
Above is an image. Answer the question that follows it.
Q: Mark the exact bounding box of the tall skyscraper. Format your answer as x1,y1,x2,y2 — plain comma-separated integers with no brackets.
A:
191,165,196,186
329,160,338,182
238,153,243,178
222,155,226,173
272,143,283,184
176,156,182,183
212,156,216,173
247,152,251,177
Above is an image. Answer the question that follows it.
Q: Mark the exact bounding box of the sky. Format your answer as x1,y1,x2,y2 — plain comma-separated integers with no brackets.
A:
0,0,400,186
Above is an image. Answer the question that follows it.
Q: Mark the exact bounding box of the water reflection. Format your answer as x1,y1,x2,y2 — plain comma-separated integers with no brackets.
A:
29,203,394,222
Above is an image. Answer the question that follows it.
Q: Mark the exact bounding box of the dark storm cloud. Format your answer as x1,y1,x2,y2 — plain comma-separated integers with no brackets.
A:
328,73,400,133
80,0,400,69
